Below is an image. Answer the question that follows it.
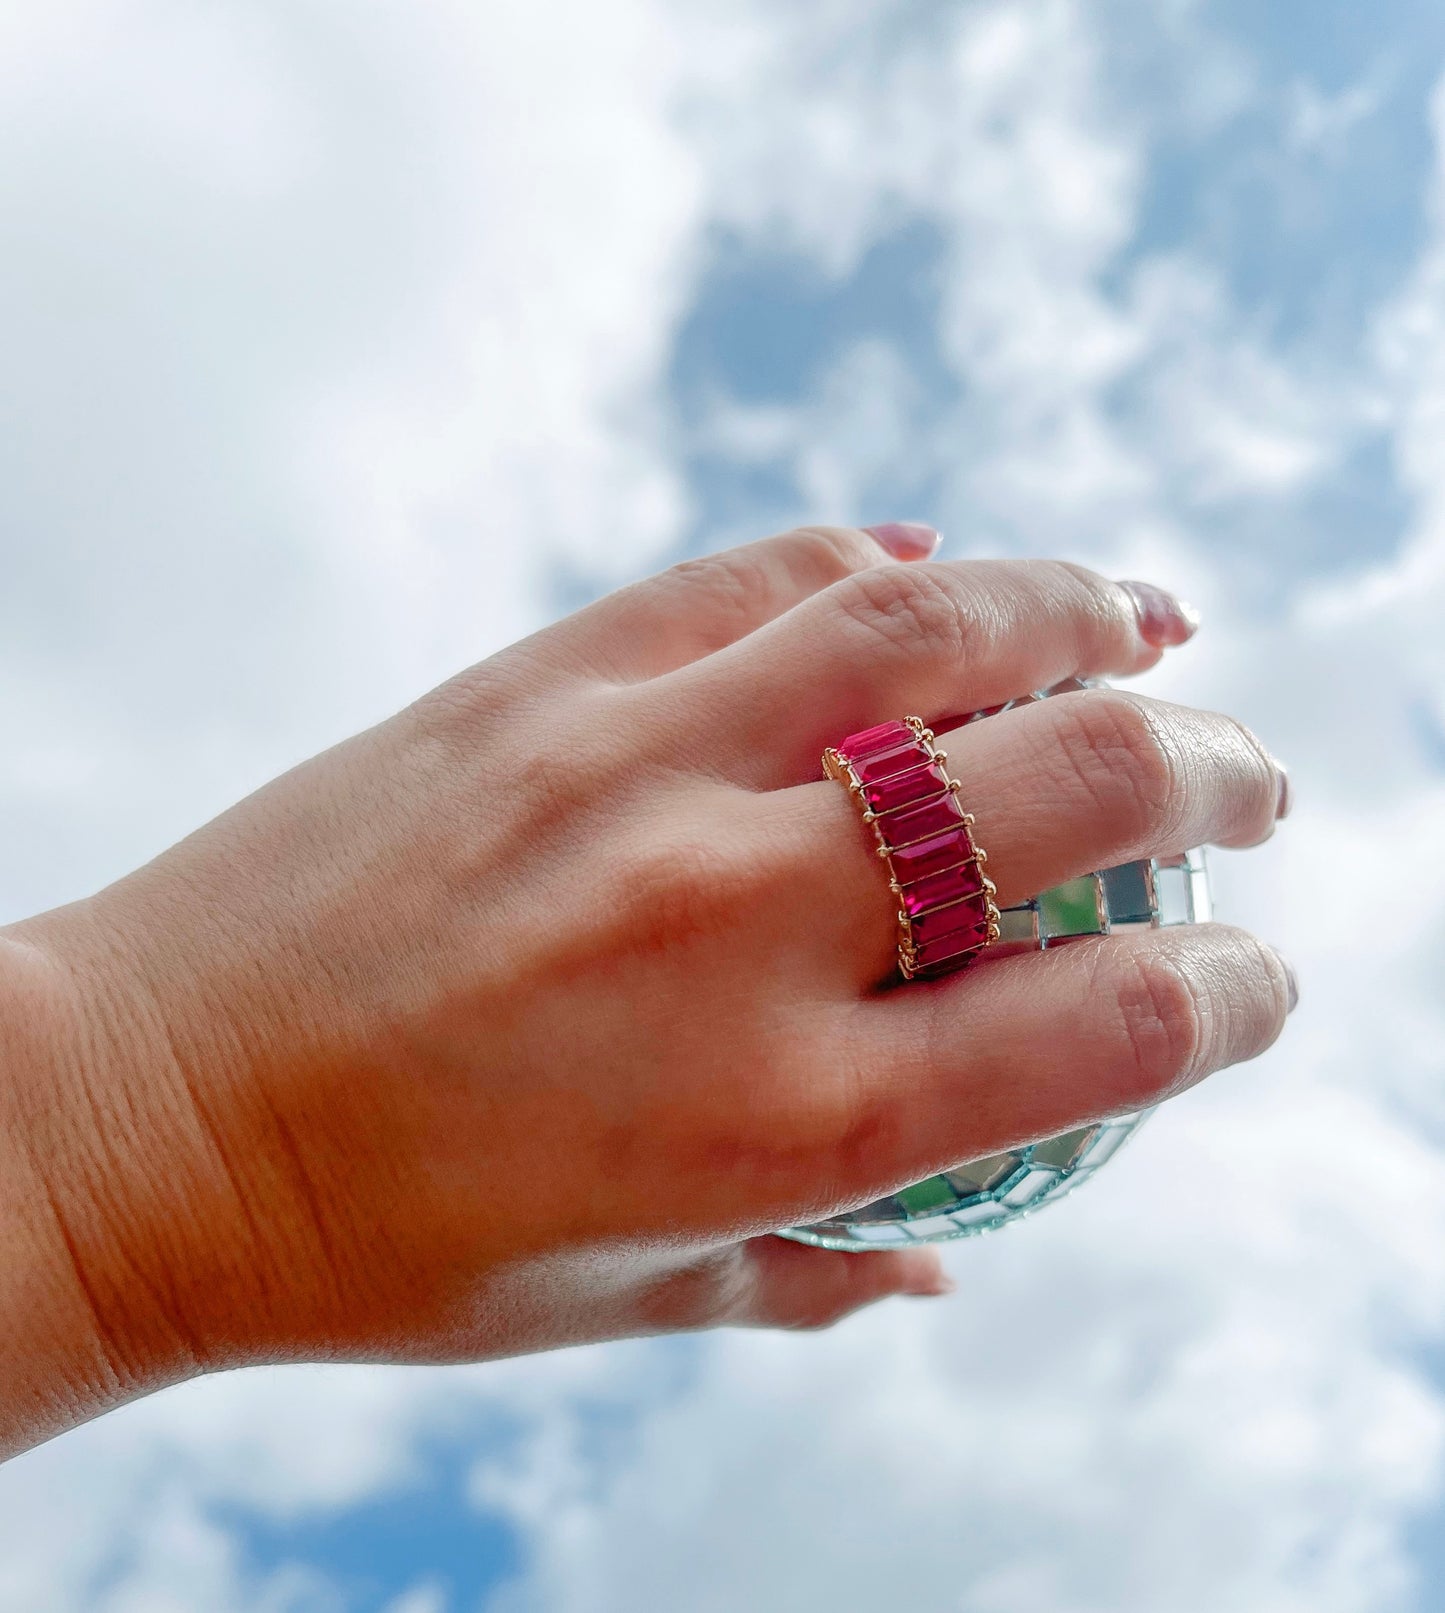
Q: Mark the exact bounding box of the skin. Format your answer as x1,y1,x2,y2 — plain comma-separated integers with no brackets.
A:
0,528,1293,1460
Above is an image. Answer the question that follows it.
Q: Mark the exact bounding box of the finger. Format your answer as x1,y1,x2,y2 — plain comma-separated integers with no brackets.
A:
672,1236,953,1334
826,924,1293,1210
958,692,1284,903
532,524,939,682
657,559,1192,787
778,687,1283,985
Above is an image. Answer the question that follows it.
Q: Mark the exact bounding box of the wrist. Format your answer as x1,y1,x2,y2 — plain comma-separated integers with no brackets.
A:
7,873,400,1395
0,930,149,1453
0,910,216,1454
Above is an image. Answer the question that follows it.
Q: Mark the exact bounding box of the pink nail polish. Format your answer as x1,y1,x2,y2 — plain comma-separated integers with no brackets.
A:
1119,580,1201,648
1274,761,1293,820
864,522,942,561
1271,947,1299,1013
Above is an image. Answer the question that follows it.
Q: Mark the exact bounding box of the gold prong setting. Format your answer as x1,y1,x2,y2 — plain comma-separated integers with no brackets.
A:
824,714,1001,979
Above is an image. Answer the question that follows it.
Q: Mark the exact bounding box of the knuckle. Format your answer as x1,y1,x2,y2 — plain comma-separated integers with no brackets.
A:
655,528,874,642
1052,557,1121,606
829,563,974,666
610,823,769,956
1222,712,1274,777
819,1078,910,1196
1050,559,1129,635
1053,558,1110,594
621,834,730,930
1219,712,1281,831
1112,945,1206,1100
665,551,772,634
1213,922,1293,1046
784,524,879,581
407,662,520,748
503,744,601,834
1052,690,1180,843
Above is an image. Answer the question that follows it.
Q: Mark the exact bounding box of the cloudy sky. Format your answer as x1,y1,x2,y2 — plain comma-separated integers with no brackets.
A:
3,0,1445,1608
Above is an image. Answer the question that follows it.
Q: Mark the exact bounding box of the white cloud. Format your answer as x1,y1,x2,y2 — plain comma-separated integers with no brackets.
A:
1287,71,1387,157
678,0,1355,564
382,1588,450,1613
0,0,701,918
3,3,1445,1613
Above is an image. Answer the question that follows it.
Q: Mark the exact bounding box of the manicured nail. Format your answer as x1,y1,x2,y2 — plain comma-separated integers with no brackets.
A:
864,521,942,561
1119,580,1201,648
1272,947,1299,1013
1273,760,1293,820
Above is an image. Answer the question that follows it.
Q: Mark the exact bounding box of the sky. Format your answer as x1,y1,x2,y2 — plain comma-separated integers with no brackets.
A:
2,0,1445,1609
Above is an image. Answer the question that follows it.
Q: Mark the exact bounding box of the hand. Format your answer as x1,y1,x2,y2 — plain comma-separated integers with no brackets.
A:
4,526,1293,1448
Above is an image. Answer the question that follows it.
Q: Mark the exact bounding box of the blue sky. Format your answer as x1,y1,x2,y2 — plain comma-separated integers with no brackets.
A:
3,2,1445,1610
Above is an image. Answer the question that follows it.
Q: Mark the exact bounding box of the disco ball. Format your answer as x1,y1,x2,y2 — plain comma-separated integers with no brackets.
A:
783,680,1212,1251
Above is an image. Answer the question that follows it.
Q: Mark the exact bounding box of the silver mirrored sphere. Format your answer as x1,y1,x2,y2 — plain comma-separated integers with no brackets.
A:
783,679,1211,1251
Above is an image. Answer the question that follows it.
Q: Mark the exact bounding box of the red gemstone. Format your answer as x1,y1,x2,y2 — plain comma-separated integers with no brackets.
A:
854,740,928,784
913,918,989,969
912,946,984,977
901,859,985,918
863,761,947,816
880,790,965,847
840,720,911,760
890,826,975,885
911,894,989,946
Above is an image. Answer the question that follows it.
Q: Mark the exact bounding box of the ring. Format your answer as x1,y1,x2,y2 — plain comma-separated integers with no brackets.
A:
823,715,1000,980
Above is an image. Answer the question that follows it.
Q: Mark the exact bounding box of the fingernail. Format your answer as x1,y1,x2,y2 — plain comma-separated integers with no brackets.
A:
864,521,942,561
908,1275,956,1298
1274,760,1293,820
1272,947,1299,1013
1119,580,1201,648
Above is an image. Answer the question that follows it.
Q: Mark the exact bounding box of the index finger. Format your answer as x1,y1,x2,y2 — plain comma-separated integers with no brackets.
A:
654,560,1193,788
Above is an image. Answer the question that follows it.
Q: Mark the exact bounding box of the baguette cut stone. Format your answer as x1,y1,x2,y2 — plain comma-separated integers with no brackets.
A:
901,859,985,918
890,826,976,885
854,740,929,784
912,917,989,968
863,761,947,815
882,791,966,847
840,719,912,759
911,892,989,946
